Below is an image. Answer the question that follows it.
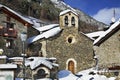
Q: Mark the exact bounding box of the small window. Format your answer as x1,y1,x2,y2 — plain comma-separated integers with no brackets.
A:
64,16,68,26
67,36,76,44
7,23,14,28
5,39,14,49
71,17,75,26
68,37,73,43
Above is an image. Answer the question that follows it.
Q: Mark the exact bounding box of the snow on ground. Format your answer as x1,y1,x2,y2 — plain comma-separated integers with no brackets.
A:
15,68,116,80
58,68,116,80
36,78,52,80
58,70,78,80
15,78,52,80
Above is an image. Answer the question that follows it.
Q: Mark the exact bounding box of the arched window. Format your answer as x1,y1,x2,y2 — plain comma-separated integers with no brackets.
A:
37,69,46,78
71,17,75,26
64,16,68,26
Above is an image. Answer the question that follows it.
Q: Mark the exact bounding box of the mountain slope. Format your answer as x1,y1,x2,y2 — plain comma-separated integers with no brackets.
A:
0,0,107,33
51,0,107,33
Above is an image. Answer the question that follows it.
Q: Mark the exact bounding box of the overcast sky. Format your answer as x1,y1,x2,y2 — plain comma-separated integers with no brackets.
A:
64,0,120,25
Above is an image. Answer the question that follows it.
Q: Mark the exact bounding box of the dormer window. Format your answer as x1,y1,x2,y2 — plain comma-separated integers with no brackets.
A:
71,17,75,26
64,16,68,26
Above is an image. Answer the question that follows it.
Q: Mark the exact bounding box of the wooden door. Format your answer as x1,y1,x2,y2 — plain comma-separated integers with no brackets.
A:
68,61,75,73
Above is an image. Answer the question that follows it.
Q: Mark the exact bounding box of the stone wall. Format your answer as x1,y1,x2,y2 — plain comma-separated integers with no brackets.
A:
46,26,95,73
94,29,120,68
0,12,27,57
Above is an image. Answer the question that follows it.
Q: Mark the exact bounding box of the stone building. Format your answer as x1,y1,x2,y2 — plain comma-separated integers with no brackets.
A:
46,9,95,73
0,4,46,57
93,19,120,70
8,57,58,80
0,4,31,57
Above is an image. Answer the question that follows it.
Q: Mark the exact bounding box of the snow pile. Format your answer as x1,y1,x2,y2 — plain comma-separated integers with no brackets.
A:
36,78,52,80
16,78,52,80
58,70,78,80
58,68,116,80
25,57,58,70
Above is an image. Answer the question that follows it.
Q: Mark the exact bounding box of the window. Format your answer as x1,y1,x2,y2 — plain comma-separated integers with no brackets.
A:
68,37,73,43
71,17,75,26
67,36,76,44
64,16,68,26
37,69,46,78
5,39,14,49
7,23,14,29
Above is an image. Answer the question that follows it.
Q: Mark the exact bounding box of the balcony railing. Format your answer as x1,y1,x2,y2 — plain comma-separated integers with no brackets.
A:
0,27,17,38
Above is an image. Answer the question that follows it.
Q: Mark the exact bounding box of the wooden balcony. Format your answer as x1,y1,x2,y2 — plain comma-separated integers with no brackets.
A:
0,27,17,38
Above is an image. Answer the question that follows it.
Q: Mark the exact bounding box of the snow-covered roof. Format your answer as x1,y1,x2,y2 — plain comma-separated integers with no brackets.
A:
0,4,47,28
94,19,120,45
86,31,105,40
0,55,7,59
33,24,59,32
27,24,62,44
59,9,78,16
9,57,58,70
48,57,57,60
0,64,17,69
0,4,33,24
25,57,58,70
0,4,60,44
9,57,23,61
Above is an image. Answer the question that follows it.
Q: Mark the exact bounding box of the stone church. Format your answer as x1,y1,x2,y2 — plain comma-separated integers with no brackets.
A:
46,10,95,73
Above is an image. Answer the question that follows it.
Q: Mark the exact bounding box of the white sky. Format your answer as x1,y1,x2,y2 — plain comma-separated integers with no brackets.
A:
92,8,120,25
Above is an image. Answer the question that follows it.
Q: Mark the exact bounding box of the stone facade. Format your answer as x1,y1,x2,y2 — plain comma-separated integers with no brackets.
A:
59,10,79,29
0,10,28,57
46,10,95,73
94,29,120,68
